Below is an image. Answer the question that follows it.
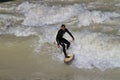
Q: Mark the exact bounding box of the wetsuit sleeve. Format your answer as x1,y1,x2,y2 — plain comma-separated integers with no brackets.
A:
56,31,60,45
66,29,74,39
56,37,60,45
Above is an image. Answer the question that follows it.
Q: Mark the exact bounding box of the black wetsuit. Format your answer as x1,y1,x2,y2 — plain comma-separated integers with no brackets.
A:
56,28,74,58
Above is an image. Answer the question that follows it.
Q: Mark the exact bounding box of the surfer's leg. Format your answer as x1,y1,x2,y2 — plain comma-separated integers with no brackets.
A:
62,38,70,49
61,43,69,58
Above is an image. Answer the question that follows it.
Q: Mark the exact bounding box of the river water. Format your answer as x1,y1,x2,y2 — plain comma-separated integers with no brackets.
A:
0,0,120,80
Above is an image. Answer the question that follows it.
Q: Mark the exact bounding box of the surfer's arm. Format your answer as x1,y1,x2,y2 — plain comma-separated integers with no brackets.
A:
56,31,60,46
66,29,74,40
56,38,60,45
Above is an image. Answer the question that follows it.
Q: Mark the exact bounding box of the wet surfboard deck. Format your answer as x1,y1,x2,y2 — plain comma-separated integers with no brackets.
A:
64,54,74,63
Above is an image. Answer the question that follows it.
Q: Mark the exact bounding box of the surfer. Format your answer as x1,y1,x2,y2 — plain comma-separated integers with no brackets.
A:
56,24,75,58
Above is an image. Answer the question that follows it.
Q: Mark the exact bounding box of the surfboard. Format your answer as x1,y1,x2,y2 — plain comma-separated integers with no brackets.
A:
64,54,74,63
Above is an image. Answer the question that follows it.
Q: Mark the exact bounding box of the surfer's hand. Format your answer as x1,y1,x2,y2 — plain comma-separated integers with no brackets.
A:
57,45,60,48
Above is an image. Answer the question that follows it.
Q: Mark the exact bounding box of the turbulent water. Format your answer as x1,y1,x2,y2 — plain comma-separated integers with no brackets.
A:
1,0,120,80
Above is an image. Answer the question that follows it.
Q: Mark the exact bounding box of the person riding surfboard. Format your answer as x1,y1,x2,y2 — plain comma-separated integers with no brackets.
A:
56,24,75,58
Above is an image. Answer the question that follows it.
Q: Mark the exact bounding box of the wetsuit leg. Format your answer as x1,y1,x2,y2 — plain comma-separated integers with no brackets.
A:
62,38,70,49
61,43,68,58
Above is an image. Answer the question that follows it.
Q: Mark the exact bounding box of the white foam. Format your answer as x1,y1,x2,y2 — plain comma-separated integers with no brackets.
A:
0,26,37,37
18,2,120,27
0,13,35,37
46,30,120,71
0,14,23,24
17,1,37,14
67,32,120,71
21,4,81,26
78,11,120,26
0,13,34,37
33,26,58,53
9,27,37,37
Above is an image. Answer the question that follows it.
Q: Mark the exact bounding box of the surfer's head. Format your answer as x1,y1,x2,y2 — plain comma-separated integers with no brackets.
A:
61,24,65,30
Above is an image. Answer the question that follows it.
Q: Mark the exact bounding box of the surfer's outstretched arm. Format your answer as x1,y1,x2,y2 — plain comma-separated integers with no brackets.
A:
56,30,61,48
56,37,60,45
66,29,75,40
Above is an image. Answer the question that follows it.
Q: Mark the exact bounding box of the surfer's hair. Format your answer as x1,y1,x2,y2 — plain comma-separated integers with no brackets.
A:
61,24,66,27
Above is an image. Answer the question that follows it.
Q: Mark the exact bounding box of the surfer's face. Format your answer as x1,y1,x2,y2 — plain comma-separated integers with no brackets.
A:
61,26,65,30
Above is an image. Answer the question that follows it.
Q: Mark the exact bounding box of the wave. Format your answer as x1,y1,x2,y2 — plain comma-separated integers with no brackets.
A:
0,26,37,37
17,2,120,27
53,31,120,71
